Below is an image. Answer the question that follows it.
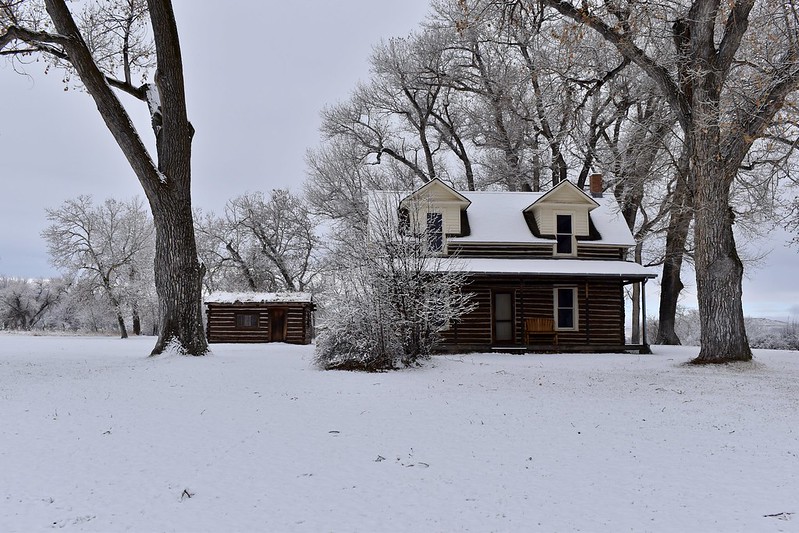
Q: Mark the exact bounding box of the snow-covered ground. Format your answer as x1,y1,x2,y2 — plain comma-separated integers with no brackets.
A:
1,334,797,532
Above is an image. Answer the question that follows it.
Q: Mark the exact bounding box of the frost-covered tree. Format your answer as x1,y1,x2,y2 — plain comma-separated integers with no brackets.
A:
195,190,320,293
0,276,68,331
42,195,155,338
315,193,474,371
1,0,207,354
535,0,799,363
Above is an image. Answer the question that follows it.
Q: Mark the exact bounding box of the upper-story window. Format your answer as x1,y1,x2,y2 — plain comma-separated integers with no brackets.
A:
555,214,574,255
427,212,443,252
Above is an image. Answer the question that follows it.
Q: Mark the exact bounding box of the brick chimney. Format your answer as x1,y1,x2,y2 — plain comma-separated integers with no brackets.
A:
589,173,603,198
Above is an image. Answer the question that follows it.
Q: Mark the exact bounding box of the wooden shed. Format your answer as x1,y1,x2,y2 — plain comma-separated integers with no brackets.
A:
205,292,314,344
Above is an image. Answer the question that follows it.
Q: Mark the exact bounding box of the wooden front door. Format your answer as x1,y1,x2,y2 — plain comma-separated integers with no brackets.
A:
270,308,286,342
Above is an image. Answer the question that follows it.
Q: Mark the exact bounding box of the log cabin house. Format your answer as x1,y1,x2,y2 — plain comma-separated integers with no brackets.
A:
205,292,314,344
370,176,656,354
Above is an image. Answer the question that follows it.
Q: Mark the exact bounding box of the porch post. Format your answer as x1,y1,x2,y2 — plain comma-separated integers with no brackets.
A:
640,279,651,354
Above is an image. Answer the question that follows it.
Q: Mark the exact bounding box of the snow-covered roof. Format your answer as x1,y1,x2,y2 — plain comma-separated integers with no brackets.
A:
427,258,657,279
449,191,634,246
369,187,636,247
205,291,313,304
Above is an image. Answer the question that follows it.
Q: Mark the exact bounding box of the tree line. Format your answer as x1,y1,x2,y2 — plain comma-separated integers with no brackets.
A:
304,0,799,364
3,0,798,362
0,190,318,336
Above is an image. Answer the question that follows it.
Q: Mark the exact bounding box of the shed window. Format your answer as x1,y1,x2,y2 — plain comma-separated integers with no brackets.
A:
236,313,259,328
555,214,573,255
555,287,577,330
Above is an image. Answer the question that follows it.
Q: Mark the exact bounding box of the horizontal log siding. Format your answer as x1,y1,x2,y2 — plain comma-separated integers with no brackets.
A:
447,243,626,260
442,285,493,346
206,302,312,344
440,276,625,351
576,245,625,260
448,243,553,258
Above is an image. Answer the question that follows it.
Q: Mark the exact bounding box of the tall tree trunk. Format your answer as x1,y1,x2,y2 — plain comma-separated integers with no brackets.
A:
692,176,750,362
146,0,207,354
655,153,692,345
148,185,208,355
690,139,751,362
40,0,208,355
116,312,129,339
132,301,141,335
687,0,751,362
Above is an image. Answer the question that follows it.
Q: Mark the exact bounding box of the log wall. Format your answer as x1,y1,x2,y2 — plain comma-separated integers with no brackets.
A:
447,243,625,260
206,302,313,344
441,276,625,351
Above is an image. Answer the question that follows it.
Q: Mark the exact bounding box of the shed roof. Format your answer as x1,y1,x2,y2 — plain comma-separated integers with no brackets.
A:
205,291,313,304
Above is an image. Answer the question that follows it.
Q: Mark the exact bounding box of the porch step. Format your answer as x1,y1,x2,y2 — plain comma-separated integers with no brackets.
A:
490,346,528,354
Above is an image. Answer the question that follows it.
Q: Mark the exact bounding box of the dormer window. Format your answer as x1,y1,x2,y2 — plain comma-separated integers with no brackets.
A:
427,212,443,252
555,214,574,255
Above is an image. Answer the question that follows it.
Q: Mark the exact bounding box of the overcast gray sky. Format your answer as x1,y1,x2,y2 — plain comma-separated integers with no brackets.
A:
1,0,797,320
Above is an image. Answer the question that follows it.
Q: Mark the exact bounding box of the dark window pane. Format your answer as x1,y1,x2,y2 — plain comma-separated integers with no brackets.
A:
236,314,258,328
556,235,572,254
495,293,512,320
558,288,574,308
398,209,410,234
556,214,572,234
558,309,574,329
427,212,443,252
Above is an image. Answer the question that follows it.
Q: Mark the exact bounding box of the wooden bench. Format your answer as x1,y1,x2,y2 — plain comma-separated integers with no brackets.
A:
524,317,558,349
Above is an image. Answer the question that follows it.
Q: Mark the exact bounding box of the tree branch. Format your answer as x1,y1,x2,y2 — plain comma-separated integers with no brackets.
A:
717,0,756,77
541,0,690,130
42,0,162,191
0,24,70,60
105,76,147,100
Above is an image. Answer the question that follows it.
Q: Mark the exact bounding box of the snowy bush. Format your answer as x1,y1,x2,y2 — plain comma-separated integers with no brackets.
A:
0,277,68,331
315,196,474,371
746,318,799,350
647,307,799,350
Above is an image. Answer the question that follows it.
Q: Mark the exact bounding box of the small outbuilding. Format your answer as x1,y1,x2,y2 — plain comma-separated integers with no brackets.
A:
205,291,314,344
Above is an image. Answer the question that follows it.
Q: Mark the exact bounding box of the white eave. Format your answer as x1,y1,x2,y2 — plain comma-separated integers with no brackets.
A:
427,258,657,279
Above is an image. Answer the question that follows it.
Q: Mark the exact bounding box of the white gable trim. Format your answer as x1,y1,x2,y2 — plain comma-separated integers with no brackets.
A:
399,178,471,209
523,180,599,212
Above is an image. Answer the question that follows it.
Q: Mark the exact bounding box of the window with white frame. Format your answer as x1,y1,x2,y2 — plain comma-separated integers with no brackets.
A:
555,213,574,255
554,287,577,330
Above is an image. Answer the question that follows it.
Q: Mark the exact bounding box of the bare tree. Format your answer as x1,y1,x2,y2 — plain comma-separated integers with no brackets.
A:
42,195,154,338
196,190,320,293
1,0,208,354
0,277,68,331
536,0,799,363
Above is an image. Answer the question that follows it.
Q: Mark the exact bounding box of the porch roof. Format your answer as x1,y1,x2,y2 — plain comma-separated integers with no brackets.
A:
426,258,657,280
